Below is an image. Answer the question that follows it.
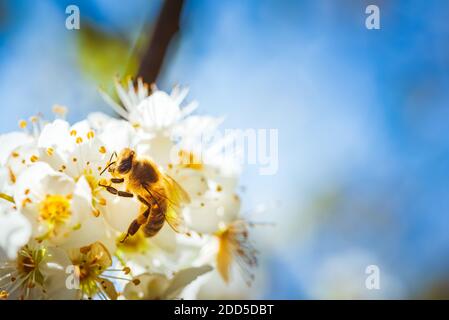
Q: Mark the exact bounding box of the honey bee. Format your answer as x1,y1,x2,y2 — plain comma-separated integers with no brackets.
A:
99,148,190,241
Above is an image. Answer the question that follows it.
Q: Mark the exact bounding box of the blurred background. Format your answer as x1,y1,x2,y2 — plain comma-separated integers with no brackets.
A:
1,0,449,299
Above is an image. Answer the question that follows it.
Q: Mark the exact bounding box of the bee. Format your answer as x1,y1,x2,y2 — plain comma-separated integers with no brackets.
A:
99,148,190,241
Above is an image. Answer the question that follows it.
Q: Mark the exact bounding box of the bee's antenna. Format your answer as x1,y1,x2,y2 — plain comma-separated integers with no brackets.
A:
100,151,118,176
100,161,116,176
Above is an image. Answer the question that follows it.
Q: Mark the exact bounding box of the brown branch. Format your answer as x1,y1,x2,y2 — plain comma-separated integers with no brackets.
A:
138,0,185,84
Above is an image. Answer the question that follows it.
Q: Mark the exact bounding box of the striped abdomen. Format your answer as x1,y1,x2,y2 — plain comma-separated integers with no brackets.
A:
143,200,167,237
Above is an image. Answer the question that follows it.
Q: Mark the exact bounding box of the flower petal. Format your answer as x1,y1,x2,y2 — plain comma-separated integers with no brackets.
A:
0,205,31,259
164,265,213,299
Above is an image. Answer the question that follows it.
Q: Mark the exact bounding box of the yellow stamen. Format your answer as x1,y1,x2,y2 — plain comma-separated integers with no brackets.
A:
0,290,8,299
18,120,27,129
21,198,32,207
178,150,203,170
52,104,68,116
39,195,71,227
8,167,16,184
0,193,15,204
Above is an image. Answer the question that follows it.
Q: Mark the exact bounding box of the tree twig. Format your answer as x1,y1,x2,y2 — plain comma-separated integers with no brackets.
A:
138,0,185,84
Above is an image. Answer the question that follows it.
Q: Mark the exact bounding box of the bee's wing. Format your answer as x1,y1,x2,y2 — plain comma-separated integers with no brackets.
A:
163,174,191,234
165,206,188,234
162,174,191,204
142,175,190,234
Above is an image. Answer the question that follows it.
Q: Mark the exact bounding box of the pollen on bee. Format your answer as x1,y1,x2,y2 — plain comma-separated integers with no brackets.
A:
30,155,39,163
99,146,107,154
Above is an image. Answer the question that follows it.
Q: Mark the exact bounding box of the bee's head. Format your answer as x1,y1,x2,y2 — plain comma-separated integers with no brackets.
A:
113,148,135,176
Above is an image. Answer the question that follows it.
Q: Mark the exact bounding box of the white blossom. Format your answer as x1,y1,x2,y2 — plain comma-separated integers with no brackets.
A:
0,79,257,299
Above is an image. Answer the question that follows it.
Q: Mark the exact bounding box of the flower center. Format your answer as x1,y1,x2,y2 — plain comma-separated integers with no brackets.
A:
117,230,149,254
0,246,47,299
17,255,35,274
69,242,121,300
177,150,203,170
39,194,71,226
84,172,98,192
82,171,107,216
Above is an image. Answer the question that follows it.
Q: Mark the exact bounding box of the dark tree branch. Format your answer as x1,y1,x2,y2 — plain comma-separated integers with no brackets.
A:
138,0,184,84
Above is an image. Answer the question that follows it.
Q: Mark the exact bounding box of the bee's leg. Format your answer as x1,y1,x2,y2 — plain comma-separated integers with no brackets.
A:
99,183,134,198
121,206,151,243
137,195,151,206
111,178,124,184
138,193,161,212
